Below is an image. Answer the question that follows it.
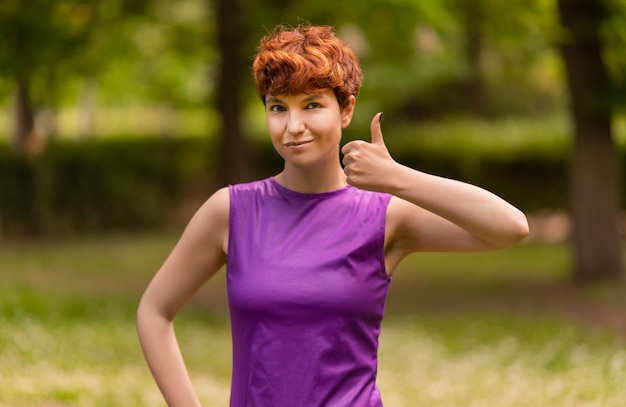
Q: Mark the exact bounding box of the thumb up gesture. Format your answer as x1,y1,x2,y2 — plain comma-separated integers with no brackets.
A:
341,113,400,192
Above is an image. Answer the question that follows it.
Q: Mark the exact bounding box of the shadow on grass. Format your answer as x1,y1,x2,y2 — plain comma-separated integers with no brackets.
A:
385,269,626,340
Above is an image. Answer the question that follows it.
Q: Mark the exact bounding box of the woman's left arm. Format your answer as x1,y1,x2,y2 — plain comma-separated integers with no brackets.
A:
342,113,529,252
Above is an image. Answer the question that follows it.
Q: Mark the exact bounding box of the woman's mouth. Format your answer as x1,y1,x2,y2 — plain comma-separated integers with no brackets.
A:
285,139,314,148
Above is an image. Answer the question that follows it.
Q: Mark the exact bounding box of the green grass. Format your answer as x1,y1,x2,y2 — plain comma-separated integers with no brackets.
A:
1,232,625,406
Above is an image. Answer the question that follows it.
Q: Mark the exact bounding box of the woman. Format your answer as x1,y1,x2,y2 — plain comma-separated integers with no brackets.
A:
137,24,529,406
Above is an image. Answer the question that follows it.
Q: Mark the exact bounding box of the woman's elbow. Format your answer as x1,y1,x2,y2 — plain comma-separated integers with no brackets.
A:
136,293,172,329
503,212,530,247
136,295,153,331
484,211,530,250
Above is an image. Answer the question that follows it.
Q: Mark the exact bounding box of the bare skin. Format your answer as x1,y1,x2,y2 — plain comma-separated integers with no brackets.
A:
137,90,529,406
341,108,529,272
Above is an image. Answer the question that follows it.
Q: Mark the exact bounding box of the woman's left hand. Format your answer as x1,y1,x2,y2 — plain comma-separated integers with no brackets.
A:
341,112,400,192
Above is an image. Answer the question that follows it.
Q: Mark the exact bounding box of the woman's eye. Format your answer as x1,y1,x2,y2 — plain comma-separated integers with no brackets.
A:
269,105,285,112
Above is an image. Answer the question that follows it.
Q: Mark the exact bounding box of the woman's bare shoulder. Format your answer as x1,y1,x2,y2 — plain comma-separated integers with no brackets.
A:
192,187,230,223
182,186,230,254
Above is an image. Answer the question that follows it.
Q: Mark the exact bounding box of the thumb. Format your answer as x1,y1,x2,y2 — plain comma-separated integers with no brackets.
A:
370,112,385,145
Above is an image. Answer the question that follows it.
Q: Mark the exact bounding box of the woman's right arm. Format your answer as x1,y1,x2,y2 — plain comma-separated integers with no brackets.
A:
136,187,230,407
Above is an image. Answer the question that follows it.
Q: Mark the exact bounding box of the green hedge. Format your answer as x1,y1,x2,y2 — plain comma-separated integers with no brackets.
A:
0,138,215,237
391,150,569,211
0,135,622,238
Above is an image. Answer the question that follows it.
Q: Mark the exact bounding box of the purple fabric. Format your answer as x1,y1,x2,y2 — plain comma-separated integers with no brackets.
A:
226,178,392,406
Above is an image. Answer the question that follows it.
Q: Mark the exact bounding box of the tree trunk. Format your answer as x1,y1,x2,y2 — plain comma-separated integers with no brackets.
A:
558,0,624,282
461,0,485,115
215,0,255,186
13,76,35,153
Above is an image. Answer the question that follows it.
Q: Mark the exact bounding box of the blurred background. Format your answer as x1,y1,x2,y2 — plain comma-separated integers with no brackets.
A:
1,0,625,405
1,0,625,280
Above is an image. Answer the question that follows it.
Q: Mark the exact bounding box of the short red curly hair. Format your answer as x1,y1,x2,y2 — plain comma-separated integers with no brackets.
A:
252,24,363,110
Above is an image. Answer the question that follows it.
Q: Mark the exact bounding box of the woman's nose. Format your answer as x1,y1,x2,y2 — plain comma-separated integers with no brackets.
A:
287,111,305,135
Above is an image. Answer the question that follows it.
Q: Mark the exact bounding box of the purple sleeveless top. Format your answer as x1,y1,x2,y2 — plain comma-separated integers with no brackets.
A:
227,177,392,407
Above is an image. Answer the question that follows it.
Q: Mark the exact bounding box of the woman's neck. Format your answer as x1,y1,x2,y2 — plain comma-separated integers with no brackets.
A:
274,163,347,194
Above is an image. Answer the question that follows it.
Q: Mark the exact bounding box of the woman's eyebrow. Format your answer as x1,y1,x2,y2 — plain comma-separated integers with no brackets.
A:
265,96,283,104
303,94,325,102
265,94,325,105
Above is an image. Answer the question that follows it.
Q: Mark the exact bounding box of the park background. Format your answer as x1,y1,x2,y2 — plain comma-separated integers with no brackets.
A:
1,0,625,405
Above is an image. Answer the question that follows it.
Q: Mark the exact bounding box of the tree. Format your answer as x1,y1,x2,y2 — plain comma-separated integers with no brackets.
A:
0,0,152,150
214,0,255,185
557,0,624,282
0,0,71,152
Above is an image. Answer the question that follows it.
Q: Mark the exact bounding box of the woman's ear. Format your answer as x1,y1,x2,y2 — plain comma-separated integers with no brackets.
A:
341,95,356,128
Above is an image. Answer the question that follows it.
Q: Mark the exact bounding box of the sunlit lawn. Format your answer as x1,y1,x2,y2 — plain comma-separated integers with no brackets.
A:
1,231,625,406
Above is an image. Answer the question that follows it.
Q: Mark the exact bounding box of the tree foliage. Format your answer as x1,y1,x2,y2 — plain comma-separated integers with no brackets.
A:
0,0,590,119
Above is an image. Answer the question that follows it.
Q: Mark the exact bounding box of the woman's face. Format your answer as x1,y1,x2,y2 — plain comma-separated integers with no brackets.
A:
265,90,355,169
